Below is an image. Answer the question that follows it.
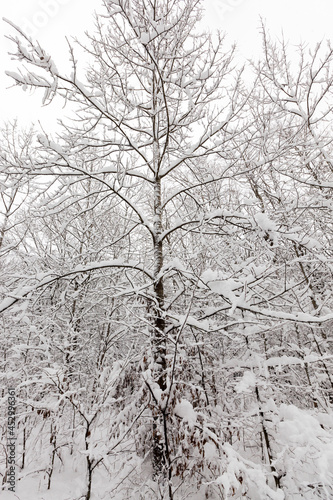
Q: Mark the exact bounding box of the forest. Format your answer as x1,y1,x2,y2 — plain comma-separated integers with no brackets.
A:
1,0,333,498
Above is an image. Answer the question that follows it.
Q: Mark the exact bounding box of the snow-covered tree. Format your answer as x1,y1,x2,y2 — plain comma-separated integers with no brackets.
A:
1,3,333,499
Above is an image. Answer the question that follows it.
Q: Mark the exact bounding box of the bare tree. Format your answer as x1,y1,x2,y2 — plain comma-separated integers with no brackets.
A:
2,0,250,496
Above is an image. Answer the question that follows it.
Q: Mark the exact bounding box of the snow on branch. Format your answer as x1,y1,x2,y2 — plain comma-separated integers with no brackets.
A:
0,260,153,314
4,17,59,104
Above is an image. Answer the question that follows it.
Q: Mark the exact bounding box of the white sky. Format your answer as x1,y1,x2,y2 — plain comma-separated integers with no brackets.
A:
0,0,333,129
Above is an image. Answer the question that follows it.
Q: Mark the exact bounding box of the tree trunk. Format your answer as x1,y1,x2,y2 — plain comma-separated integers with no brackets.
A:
85,423,93,500
151,175,168,480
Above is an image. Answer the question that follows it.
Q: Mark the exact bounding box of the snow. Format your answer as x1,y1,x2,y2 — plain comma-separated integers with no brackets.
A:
140,33,150,45
275,404,333,497
36,133,46,145
213,444,285,500
254,212,277,231
178,315,210,332
5,71,26,84
72,259,153,278
204,441,218,460
4,465,90,499
175,399,197,426
208,279,238,300
238,305,333,324
0,260,154,314
235,371,256,393
200,269,218,283
159,257,187,276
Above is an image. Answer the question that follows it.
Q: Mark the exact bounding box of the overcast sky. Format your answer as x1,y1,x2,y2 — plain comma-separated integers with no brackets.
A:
1,0,333,129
